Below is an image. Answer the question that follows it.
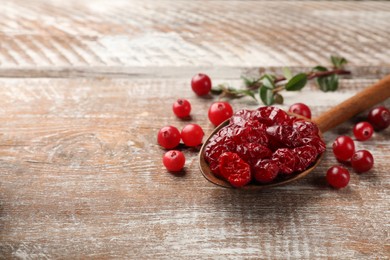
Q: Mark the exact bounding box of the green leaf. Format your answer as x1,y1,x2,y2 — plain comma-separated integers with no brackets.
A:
261,74,275,90
312,66,328,72
285,73,307,91
239,89,257,100
331,56,348,69
241,76,256,87
259,86,274,105
316,74,339,92
273,93,284,104
282,67,293,80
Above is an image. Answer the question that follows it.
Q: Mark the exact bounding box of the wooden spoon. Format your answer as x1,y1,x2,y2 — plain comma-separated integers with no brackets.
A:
199,75,390,189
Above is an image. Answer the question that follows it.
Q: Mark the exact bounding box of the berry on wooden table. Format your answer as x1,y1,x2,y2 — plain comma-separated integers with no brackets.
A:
288,103,312,119
367,106,390,131
157,126,181,149
353,121,374,141
191,73,212,96
163,150,185,172
181,124,204,147
332,136,355,162
208,101,233,126
173,99,191,118
351,150,374,173
326,165,350,189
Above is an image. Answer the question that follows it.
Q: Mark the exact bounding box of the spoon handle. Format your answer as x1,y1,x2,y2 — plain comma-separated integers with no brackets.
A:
313,74,390,133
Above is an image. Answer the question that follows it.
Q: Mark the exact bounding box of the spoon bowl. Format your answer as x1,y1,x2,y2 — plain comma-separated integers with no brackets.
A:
199,74,390,189
199,118,325,189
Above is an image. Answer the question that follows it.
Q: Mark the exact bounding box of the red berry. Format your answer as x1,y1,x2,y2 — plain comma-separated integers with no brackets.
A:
163,150,185,172
326,165,350,189
288,103,312,119
351,150,374,173
272,148,296,174
332,136,355,162
219,152,251,188
208,102,233,126
181,124,204,147
173,99,191,118
353,121,374,141
204,107,325,185
253,159,279,183
293,145,317,171
157,126,181,149
367,106,390,131
191,73,212,96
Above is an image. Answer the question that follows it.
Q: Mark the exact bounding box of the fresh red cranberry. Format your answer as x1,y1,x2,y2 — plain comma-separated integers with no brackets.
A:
219,152,251,188
367,106,390,131
253,159,279,183
353,121,373,141
272,148,296,174
181,124,204,147
191,73,212,96
332,136,355,162
326,165,350,189
288,103,312,119
157,126,181,149
351,150,374,173
163,150,185,172
208,102,233,126
173,99,191,118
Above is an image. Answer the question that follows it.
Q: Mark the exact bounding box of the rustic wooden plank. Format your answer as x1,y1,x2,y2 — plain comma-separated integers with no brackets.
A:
0,76,388,258
0,65,389,79
0,0,390,68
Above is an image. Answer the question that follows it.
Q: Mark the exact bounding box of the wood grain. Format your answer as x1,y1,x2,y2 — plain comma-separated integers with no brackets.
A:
0,0,390,69
0,76,388,259
0,0,390,259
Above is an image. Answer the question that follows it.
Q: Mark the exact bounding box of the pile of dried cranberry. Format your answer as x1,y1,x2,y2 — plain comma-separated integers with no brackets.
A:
204,106,326,187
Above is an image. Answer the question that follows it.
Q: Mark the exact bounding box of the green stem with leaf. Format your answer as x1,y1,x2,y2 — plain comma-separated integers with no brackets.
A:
211,56,351,106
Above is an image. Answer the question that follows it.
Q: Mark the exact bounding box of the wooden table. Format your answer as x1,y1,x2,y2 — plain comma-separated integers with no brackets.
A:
0,1,389,259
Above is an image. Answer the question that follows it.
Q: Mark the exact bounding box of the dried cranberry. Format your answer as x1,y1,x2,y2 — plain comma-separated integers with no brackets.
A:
235,143,272,164
204,137,235,164
231,124,267,145
219,152,251,188
293,145,318,171
299,137,326,154
293,120,319,137
253,159,279,183
254,107,291,126
266,125,300,148
230,110,254,126
205,106,325,187
272,148,296,174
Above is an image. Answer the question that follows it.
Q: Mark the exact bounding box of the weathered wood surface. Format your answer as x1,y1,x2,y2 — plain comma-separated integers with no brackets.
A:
0,0,389,259
0,0,390,70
